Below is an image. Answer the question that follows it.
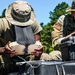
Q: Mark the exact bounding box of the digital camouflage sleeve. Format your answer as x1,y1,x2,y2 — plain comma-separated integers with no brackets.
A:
51,15,65,49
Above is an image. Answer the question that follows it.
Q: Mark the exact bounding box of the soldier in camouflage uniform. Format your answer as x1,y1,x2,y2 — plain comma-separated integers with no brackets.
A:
51,0,75,60
0,1,51,74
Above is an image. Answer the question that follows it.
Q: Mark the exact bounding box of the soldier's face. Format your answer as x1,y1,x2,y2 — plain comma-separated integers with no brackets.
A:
71,11,75,20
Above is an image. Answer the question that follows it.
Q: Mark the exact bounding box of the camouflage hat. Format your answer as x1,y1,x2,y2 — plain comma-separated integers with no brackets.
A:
66,0,75,12
5,1,35,26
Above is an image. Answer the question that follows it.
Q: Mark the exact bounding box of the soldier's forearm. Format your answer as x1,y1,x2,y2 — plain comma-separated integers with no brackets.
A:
34,33,41,41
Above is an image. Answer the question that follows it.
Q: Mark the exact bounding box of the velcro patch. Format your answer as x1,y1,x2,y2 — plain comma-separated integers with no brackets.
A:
53,23,61,30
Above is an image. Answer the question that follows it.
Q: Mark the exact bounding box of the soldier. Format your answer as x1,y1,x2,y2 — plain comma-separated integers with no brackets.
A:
0,1,51,74
51,0,75,60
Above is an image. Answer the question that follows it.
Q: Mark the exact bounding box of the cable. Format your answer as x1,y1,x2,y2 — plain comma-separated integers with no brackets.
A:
16,56,34,75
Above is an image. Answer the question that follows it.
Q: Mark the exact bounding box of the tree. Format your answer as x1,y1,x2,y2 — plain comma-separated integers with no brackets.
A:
0,9,6,18
49,2,69,25
41,2,69,53
41,23,53,53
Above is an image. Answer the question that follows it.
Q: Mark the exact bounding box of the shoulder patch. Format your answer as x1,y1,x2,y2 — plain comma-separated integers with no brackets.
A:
53,23,61,30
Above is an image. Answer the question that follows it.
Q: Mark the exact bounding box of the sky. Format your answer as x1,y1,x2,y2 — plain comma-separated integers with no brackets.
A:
0,0,72,24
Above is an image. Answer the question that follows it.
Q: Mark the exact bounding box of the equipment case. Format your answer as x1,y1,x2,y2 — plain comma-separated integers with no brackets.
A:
59,36,75,61
8,60,75,75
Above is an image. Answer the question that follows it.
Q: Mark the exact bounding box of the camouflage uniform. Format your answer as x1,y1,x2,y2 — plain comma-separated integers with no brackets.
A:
52,15,65,48
50,15,65,60
0,1,51,74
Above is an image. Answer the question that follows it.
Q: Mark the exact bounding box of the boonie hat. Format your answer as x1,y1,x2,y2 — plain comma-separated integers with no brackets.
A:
5,1,35,26
66,0,75,12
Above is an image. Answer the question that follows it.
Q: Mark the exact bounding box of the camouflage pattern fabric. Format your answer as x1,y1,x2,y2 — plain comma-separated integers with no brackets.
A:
51,15,66,61
52,15,65,49
49,51,62,60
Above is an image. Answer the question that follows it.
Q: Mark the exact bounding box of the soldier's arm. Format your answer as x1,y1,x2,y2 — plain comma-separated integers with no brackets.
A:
0,18,6,53
0,18,10,54
52,15,65,49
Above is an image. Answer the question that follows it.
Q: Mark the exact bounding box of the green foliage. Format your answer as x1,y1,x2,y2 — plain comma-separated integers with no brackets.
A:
41,23,53,53
49,2,69,24
2,9,6,17
0,9,6,18
41,2,69,53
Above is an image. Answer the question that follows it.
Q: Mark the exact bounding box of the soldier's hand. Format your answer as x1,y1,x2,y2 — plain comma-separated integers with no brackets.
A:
4,41,16,58
31,45,43,56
